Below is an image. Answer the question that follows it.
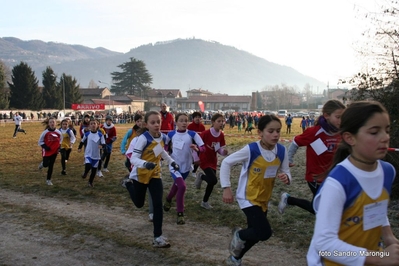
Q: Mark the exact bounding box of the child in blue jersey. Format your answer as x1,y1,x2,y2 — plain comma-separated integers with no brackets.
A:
220,114,291,266
59,119,76,175
123,111,179,248
121,114,143,170
163,113,205,224
78,119,106,188
307,101,399,266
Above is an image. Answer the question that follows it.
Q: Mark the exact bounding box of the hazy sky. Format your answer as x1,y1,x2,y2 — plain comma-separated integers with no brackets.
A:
1,0,380,86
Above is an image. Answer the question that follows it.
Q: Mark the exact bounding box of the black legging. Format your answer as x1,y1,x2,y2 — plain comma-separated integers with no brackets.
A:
236,206,272,259
286,181,320,215
83,163,98,184
126,178,163,237
13,125,25,137
42,153,58,180
201,167,218,203
60,148,72,171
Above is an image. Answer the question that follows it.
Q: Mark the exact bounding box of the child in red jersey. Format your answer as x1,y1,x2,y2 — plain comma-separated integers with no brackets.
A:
99,116,117,174
38,117,62,186
278,100,345,215
187,111,206,176
194,113,228,209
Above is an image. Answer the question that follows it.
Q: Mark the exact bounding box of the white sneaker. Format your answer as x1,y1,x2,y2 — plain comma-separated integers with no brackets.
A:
97,170,104,177
194,172,203,189
38,162,43,170
229,227,245,258
153,235,170,248
278,192,290,214
201,201,213,210
103,168,109,172
148,213,153,222
46,180,53,186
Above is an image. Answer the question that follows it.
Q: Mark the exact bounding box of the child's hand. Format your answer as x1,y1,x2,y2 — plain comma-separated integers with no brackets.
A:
277,173,290,185
190,144,199,151
78,149,82,153
289,163,295,167
222,187,234,203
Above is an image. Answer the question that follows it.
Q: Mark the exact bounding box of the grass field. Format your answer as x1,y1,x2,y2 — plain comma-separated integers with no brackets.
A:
1,117,399,255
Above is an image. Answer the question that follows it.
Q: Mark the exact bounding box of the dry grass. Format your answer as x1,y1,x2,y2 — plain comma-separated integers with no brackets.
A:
1,117,398,252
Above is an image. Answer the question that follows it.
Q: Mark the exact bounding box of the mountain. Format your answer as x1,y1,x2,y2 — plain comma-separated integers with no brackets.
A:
0,37,326,95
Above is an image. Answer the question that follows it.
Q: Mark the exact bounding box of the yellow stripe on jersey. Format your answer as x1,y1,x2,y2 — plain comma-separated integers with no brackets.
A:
135,133,165,184
322,189,389,266
246,155,281,212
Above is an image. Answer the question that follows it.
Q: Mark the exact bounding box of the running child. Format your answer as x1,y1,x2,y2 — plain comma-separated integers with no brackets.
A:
163,113,205,224
38,117,62,186
195,113,228,209
187,111,206,177
121,113,143,170
59,119,76,175
123,111,179,248
95,119,107,177
123,127,154,222
220,114,291,265
78,119,106,188
278,100,345,215
307,101,399,265
100,115,117,173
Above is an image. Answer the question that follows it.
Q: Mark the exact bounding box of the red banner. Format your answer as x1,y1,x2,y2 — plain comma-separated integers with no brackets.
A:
71,104,105,110
198,101,205,112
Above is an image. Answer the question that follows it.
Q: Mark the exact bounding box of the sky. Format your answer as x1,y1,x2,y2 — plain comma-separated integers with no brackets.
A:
1,0,381,89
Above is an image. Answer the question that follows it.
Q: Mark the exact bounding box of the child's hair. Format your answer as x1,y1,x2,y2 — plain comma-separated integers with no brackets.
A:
211,113,223,122
134,114,142,122
321,101,388,181
315,99,346,126
144,111,161,123
175,112,188,122
192,112,201,118
257,114,281,131
42,116,57,129
61,119,70,126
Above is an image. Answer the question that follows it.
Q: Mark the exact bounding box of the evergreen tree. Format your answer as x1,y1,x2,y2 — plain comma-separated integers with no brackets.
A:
0,61,9,109
110,57,153,95
9,62,43,110
42,67,62,109
62,74,82,109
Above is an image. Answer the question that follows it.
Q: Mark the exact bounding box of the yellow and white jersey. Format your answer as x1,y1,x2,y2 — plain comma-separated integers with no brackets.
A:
129,131,173,184
59,128,76,149
307,158,395,266
220,141,291,212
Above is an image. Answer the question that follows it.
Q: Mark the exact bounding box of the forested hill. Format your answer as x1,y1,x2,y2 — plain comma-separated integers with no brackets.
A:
0,37,326,95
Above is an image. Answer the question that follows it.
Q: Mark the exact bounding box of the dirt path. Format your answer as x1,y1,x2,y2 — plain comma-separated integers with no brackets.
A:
0,189,307,266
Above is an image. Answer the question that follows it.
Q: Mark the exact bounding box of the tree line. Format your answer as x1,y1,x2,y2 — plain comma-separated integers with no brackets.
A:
0,57,153,111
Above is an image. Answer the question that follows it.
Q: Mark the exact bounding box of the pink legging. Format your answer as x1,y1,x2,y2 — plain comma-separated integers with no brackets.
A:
166,177,187,213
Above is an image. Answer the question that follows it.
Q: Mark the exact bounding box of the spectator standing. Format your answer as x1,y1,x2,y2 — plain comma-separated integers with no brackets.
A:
160,103,174,134
285,114,293,134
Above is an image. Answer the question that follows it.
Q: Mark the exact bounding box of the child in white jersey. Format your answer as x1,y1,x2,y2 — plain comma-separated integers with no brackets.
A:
78,119,106,188
163,113,205,224
220,114,291,266
307,101,399,266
